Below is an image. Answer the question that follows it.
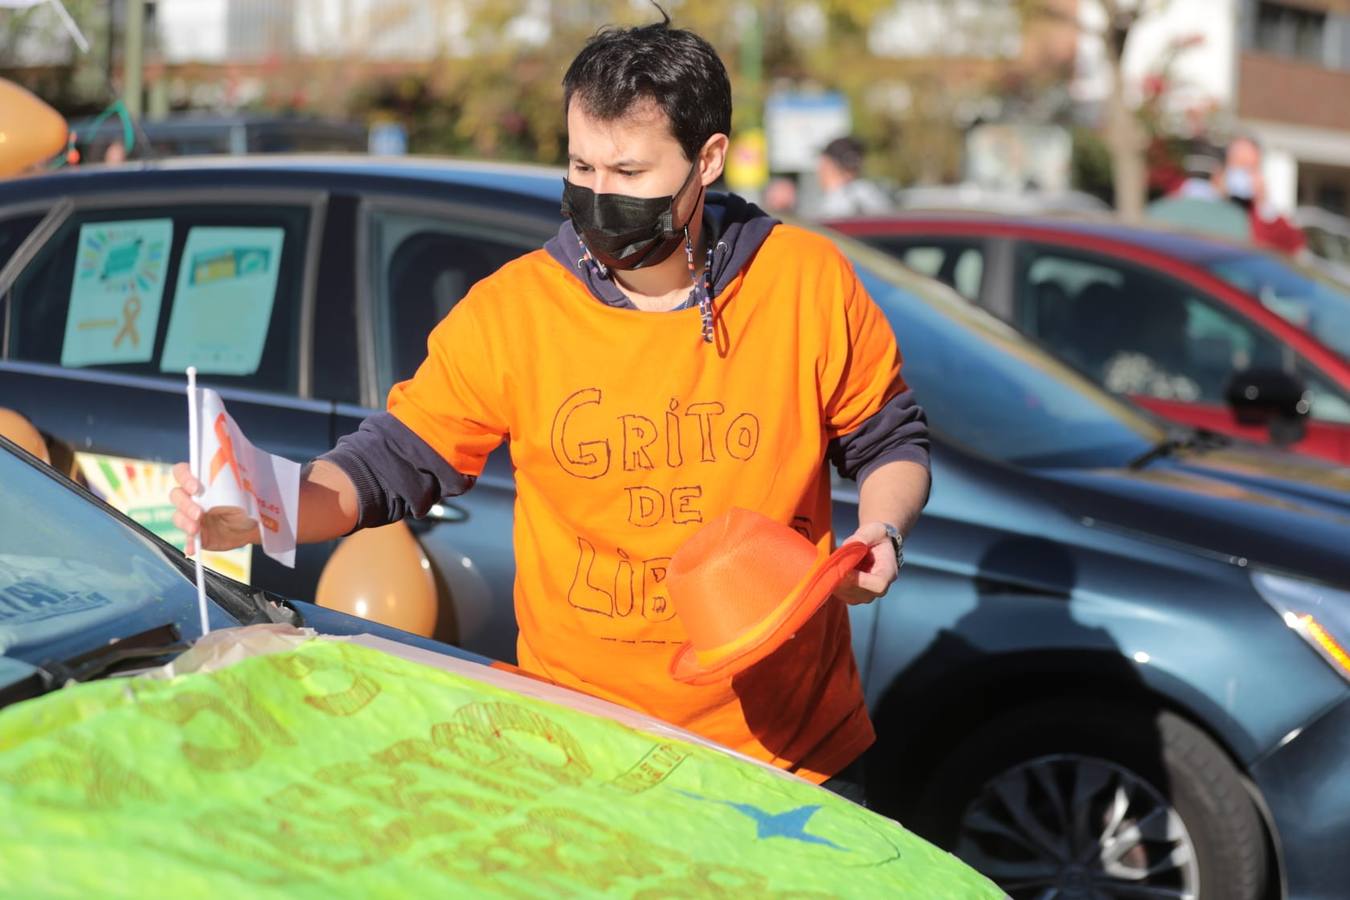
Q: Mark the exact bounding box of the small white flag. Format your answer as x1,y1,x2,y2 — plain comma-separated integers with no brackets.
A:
190,382,301,568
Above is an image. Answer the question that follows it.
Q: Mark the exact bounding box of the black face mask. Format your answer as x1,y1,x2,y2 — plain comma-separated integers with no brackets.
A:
561,163,703,271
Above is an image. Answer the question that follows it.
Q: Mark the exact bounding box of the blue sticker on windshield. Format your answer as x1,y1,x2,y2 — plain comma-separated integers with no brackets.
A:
0,581,111,626
0,555,181,654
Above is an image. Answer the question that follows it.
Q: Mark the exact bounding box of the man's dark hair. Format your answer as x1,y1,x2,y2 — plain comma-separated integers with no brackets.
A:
562,12,732,162
821,136,865,176
1180,138,1222,179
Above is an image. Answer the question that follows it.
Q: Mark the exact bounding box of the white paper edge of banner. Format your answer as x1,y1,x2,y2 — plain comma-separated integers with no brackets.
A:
334,633,810,784
253,442,299,569
186,367,210,638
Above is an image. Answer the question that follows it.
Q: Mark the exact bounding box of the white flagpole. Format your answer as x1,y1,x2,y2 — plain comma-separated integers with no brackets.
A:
185,366,210,638
47,0,91,53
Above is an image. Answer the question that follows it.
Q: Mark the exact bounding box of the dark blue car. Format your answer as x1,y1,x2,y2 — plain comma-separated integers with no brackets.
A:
1,158,1348,899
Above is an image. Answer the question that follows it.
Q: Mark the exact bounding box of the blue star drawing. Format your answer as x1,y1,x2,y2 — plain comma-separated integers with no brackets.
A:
676,790,848,850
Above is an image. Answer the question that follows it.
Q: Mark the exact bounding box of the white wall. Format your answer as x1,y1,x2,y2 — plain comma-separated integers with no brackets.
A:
158,0,228,63
1073,0,1238,118
870,0,1021,58
1263,147,1299,215
157,0,484,64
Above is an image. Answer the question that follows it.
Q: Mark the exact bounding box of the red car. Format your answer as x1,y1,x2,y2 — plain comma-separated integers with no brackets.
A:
830,213,1350,465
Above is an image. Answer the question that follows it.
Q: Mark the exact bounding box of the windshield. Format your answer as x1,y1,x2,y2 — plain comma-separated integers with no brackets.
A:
1207,253,1350,359
0,445,230,680
846,245,1165,467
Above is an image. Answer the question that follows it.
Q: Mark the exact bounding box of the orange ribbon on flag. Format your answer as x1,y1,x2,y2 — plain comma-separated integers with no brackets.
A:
209,412,243,490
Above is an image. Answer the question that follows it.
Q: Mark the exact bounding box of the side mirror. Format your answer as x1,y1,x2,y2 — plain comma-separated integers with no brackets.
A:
1224,368,1310,446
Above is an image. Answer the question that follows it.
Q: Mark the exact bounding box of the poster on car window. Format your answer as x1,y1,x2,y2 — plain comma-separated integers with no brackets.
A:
60,219,172,368
75,451,252,585
160,226,285,377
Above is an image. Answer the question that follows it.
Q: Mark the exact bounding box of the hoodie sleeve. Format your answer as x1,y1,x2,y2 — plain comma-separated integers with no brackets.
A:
820,249,931,480
827,389,930,482
319,412,477,531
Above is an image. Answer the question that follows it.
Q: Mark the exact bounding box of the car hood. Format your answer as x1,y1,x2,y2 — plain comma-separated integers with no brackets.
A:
1037,445,1350,584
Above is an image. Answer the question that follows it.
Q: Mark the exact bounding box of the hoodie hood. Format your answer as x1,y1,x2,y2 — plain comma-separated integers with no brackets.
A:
545,191,778,310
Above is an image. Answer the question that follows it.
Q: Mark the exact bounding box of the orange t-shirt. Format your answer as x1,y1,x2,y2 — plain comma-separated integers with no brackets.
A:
387,224,903,782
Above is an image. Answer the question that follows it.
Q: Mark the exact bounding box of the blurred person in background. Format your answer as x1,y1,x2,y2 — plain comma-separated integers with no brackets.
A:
762,174,798,216
1172,141,1224,201
815,136,892,219
1147,140,1249,240
1218,135,1306,257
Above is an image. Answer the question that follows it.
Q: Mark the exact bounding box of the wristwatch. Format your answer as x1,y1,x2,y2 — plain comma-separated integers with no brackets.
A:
881,523,904,572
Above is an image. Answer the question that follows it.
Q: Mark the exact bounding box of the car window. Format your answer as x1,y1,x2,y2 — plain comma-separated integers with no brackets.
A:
1017,245,1289,406
863,237,984,301
854,260,1162,467
1304,226,1350,264
368,207,534,396
0,445,221,672
0,213,41,271
1205,252,1350,359
5,204,309,395
1298,363,1350,425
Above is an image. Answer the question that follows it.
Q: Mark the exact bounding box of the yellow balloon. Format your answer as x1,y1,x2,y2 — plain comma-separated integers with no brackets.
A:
0,408,51,464
0,79,67,177
315,521,441,637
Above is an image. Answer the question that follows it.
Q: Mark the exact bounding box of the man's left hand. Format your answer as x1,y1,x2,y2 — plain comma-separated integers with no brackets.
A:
837,521,900,606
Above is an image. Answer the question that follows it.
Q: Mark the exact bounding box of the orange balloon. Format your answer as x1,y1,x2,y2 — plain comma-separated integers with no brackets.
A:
315,521,441,637
0,408,51,465
0,79,68,177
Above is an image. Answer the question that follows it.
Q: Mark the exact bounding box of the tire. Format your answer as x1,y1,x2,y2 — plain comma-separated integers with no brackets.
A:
910,700,1267,900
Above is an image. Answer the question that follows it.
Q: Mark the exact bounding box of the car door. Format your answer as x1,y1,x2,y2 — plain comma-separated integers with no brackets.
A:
1012,242,1350,462
0,187,334,598
349,195,555,662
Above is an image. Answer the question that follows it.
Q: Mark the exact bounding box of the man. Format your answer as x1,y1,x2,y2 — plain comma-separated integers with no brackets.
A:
1217,135,1306,256
814,135,892,219
1146,140,1248,242
171,17,930,799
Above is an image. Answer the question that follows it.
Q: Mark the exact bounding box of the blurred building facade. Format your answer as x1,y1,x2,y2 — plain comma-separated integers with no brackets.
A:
5,0,1345,213
1075,0,1350,217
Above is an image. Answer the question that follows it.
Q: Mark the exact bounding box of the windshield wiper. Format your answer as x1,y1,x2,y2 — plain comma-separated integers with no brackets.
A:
38,623,189,686
1128,427,1232,470
0,623,189,710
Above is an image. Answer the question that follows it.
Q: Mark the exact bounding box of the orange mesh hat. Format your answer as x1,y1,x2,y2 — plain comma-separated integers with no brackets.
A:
668,508,868,685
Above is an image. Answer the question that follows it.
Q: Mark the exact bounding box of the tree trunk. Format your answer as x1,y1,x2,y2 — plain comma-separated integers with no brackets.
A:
1105,70,1147,219
1102,9,1147,221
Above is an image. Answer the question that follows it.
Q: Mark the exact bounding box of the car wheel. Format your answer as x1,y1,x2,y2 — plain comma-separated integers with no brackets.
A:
911,701,1267,900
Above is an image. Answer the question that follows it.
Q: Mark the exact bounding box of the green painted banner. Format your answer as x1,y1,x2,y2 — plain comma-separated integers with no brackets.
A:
0,641,1001,898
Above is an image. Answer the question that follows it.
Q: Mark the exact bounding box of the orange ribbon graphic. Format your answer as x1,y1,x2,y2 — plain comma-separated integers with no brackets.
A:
209,412,243,490
206,412,277,532
113,295,141,349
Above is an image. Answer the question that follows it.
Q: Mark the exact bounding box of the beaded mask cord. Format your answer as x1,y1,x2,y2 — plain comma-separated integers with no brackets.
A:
578,228,717,345
684,225,716,344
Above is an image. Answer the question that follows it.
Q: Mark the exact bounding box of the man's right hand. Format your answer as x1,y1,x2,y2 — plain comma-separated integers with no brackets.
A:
170,461,261,555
